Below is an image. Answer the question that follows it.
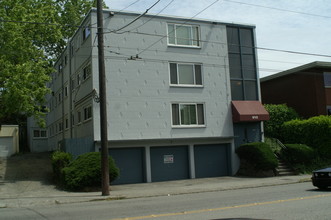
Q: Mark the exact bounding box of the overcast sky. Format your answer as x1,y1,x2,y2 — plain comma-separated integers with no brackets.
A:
104,0,331,78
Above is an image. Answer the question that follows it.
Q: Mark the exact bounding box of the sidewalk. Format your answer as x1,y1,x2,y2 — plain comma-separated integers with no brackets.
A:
0,174,311,208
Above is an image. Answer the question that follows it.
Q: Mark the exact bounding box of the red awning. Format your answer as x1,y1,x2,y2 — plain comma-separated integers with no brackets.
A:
231,101,270,123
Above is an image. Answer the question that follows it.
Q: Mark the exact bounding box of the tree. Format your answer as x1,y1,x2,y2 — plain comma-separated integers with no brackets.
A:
263,104,299,139
0,0,106,126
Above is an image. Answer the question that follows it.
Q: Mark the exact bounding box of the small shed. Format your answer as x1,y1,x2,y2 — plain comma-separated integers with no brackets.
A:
0,125,19,157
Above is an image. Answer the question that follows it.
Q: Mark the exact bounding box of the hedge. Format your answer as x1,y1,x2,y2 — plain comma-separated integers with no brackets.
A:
51,151,73,185
236,142,278,171
62,152,119,191
281,144,315,165
281,115,331,154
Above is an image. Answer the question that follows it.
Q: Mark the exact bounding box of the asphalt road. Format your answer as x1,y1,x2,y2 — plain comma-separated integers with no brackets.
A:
1,182,330,220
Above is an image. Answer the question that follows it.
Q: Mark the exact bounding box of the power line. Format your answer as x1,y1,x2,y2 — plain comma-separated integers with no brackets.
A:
114,0,175,34
112,0,162,33
223,0,331,19
136,0,221,56
108,30,331,59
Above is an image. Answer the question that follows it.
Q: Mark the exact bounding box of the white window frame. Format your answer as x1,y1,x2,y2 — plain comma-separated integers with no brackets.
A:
169,62,203,87
167,23,200,47
171,103,205,127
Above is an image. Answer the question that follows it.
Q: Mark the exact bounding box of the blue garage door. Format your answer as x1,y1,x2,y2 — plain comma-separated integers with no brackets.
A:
194,144,230,178
109,147,145,185
150,146,189,182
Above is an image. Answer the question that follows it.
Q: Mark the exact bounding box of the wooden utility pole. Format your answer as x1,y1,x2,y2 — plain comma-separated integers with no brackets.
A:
96,0,110,196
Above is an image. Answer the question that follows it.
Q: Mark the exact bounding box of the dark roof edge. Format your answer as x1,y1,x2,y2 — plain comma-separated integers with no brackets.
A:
260,61,331,82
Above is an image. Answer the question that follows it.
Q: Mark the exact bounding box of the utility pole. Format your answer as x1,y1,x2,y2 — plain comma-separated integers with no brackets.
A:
96,0,110,196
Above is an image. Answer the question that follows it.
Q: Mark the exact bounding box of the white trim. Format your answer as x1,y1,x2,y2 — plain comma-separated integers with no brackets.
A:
167,23,201,48
171,102,206,127
169,62,203,86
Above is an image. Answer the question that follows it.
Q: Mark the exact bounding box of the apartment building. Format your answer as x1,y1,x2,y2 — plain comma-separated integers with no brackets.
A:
36,9,268,184
261,61,331,118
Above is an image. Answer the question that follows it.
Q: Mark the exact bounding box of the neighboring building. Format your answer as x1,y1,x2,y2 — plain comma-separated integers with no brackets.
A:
31,9,269,184
261,61,331,118
0,125,19,157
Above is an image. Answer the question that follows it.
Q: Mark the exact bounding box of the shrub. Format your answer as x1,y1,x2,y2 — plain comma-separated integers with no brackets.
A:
282,115,331,149
62,152,119,191
51,151,73,184
281,144,315,165
264,104,299,139
236,142,278,171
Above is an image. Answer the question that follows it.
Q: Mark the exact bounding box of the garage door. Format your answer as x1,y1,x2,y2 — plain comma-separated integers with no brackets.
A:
109,147,145,185
194,144,230,178
150,146,189,182
0,137,13,158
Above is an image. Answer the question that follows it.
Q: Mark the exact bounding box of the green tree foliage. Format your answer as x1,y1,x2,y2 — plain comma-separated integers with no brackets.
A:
0,0,106,125
264,104,299,139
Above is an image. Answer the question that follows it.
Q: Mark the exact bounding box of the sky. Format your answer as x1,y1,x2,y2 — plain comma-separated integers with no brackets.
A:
103,0,331,78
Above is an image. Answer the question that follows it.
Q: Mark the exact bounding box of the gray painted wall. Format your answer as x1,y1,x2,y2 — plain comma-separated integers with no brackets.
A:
89,12,234,142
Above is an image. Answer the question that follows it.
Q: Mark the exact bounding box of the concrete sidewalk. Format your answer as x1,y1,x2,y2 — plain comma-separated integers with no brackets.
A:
0,174,311,208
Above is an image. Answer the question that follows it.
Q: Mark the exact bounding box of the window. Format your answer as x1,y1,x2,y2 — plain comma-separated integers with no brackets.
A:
170,63,202,86
324,72,331,87
84,106,92,121
33,130,47,138
71,78,75,91
58,122,63,132
64,86,68,97
327,106,331,115
172,103,205,126
83,64,91,80
226,26,258,101
64,55,68,65
65,118,69,129
168,23,200,47
77,111,82,124
77,73,81,86
58,92,62,102
83,26,91,41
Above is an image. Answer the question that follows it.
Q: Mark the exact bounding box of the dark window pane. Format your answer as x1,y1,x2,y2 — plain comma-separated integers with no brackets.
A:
227,27,240,53
197,104,204,125
231,80,244,100
242,54,256,79
170,63,178,84
240,28,254,54
33,130,40,137
195,65,202,85
244,80,258,100
172,104,179,125
168,24,175,44
229,54,242,79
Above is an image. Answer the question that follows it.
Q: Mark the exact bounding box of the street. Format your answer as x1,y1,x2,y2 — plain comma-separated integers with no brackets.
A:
1,182,331,220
